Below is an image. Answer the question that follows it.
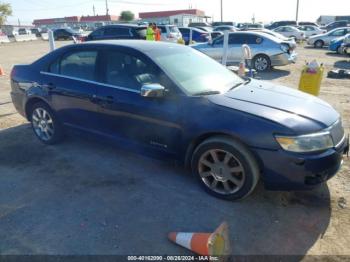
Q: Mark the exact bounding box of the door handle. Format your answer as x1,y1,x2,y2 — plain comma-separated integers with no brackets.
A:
91,95,114,105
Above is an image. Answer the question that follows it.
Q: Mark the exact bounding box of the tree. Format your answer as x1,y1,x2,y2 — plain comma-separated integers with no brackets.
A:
120,11,135,22
0,2,12,26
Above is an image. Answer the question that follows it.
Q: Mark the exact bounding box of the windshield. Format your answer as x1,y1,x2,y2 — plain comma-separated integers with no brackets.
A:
153,48,243,95
169,26,180,33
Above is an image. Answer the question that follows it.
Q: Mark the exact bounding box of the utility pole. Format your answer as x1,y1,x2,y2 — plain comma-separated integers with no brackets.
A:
220,0,223,22
105,0,109,16
295,0,300,24
93,5,96,16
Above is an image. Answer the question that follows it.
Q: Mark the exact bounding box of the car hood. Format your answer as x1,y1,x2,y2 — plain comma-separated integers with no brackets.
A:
209,79,339,134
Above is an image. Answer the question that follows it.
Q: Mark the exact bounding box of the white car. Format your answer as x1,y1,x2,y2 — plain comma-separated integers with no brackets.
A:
157,25,182,43
307,27,350,48
273,26,305,41
297,25,326,38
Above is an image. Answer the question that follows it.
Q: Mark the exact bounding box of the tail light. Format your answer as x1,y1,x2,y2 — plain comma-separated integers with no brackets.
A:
167,34,174,39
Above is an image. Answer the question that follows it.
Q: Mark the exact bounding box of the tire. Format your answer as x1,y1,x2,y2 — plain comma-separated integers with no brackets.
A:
252,54,271,72
29,102,64,145
191,136,260,201
314,40,324,48
337,46,342,54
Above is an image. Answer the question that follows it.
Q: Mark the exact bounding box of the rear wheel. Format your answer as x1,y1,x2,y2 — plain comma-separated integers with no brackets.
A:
191,136,260,200
252,54,271,72
30,102,63,145
314,40,324,48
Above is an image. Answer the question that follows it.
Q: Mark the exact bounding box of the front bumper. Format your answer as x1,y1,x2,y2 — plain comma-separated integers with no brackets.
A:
254,136,348,190
270,52,297,67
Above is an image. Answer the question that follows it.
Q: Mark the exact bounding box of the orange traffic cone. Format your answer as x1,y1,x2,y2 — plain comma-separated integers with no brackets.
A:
0,66,5,76
168,222,230,258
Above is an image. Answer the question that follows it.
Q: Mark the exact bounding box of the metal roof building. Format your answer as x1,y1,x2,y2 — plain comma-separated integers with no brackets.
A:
139,9,209,27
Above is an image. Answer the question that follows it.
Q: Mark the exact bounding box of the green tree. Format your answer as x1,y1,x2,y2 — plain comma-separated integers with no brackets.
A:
120,10,135,22
0,2,12,26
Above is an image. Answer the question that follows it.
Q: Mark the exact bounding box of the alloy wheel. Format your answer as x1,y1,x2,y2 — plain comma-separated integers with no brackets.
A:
32,107,55,141
198,149,245,195
255,57,268,71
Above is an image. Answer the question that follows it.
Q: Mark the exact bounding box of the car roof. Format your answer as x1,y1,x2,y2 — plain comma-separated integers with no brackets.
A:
228,31,283,42
101,24,145,28
79,40,188,54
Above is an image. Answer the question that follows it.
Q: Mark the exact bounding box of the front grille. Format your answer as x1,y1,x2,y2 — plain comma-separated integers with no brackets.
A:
329,119,345,147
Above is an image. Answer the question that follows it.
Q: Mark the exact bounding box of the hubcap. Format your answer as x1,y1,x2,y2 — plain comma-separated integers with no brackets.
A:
255,57,268,71
198,149,245,195
32,108,54,141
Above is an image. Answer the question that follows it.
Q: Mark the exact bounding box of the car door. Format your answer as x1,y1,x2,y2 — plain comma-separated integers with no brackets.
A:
93,47,183,155
40,47,100,131
227,33,246,63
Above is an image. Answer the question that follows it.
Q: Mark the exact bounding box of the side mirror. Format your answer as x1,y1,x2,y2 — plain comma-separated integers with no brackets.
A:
141,84,165,98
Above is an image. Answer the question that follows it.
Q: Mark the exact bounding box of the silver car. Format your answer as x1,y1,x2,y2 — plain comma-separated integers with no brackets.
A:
307,27,350,48
192,31,297,71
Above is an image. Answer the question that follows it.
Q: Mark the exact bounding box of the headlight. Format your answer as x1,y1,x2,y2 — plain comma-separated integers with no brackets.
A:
275,132,334,153
280,44,289,53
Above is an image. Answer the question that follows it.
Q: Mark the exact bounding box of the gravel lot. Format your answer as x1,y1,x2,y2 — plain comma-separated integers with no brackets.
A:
0,40,349,256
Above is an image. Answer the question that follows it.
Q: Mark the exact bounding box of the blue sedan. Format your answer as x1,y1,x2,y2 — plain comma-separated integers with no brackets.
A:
10,41,348,200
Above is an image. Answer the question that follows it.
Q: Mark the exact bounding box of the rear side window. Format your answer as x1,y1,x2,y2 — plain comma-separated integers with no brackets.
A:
50,51,98,81
229,34,245,44
229,34,263,45
135,28,147,38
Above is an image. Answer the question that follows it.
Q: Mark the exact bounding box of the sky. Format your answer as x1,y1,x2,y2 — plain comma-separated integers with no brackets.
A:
5,0,350,25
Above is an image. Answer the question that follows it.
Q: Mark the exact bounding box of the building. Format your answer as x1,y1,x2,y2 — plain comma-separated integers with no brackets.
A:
317,15,350,25
32,15,119,29
139,9,209,27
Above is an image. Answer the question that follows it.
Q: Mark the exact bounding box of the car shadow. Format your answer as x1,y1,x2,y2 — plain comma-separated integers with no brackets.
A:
334,60,350,69
255,68,291,80
0,124,331,256
326,52,347,58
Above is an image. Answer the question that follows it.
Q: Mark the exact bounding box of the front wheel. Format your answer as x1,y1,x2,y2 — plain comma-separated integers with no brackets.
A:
314,40,324,48
252,55,271,72
191,137,260,201
30,102,64,145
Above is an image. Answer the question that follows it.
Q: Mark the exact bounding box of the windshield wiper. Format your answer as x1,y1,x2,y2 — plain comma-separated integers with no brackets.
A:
192,90,221,96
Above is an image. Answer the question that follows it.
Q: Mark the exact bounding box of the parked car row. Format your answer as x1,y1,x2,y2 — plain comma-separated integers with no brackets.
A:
307,27,350,48
192,31,297,71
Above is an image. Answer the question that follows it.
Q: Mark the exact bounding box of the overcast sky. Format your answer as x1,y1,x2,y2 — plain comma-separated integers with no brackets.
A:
6,0,350,25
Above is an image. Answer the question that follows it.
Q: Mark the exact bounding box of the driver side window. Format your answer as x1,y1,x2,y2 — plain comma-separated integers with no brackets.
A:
103,51,162,91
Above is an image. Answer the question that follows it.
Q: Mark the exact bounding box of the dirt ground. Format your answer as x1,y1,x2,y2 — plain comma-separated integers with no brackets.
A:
0,40,349,257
